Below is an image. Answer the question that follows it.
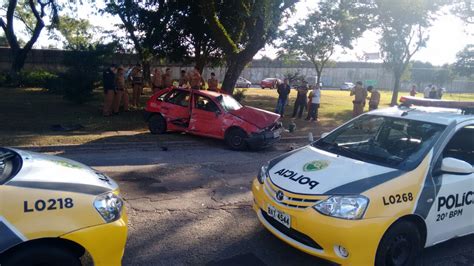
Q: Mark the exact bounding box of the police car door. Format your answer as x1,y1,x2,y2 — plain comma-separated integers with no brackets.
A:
425,123,474,246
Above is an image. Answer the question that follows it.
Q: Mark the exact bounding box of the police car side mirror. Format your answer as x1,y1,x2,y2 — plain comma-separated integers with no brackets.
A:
440,157,473,175
321,132,329,138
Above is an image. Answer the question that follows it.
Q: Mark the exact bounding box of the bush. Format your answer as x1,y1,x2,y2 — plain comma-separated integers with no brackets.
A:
0,72,7,87
19,70,59,88
233,88,247,102
61,43,117,104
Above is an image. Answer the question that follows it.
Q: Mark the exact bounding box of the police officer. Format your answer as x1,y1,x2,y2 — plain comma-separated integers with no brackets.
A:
367,85,380,111
102,64,116,117
292,81,308,119
350,81,367,117
208,72,219,91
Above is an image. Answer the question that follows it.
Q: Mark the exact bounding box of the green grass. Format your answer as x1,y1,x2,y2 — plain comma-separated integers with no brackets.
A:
1,87,473,146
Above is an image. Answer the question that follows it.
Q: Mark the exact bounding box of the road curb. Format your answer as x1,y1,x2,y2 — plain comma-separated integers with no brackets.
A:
12,135,315,153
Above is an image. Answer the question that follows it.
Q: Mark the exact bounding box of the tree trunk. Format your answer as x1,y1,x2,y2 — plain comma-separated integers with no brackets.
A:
391,73,401,106
142,59,151,84
222,57,247,95
9,48,28,81
316,69,322,85
195,57,206,75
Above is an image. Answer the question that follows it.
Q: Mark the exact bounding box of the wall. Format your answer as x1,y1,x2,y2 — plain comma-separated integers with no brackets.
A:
0,48,472,92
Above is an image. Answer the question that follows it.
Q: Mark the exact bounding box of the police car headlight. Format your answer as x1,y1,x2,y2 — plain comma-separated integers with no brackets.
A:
94,192,123,223
257,163,269,184
314,195,369,220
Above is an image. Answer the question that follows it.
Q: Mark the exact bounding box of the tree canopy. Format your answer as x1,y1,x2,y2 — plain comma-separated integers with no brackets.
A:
280,0,373,84
454,44,473,78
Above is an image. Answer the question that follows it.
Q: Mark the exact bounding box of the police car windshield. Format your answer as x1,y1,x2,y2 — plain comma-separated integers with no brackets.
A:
217,95,242,111
314,115,446,170
0,148,22,184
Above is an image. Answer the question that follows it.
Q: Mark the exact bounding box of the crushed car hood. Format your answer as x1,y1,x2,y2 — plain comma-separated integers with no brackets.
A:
268,146,400,195
5,149,118,194
230,106,280,129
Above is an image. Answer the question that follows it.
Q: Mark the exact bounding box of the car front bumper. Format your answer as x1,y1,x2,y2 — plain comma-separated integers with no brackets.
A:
251,179,395,265
61,210,128,266
247,129,281,148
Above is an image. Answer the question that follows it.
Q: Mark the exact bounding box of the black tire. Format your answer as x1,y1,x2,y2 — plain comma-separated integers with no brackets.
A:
148,114,167,134
246,84,251,88
0,245,81,266
225,128,248,150
375,221,422,266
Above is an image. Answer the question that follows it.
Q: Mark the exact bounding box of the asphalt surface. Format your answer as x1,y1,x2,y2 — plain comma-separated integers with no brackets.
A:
57,141,473,266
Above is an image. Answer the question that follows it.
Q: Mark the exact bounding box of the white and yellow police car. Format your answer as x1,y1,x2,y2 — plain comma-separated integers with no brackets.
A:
0,147,127,266
252,98,473,265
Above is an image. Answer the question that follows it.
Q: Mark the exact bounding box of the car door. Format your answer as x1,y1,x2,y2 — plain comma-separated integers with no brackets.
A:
425,123,474,246
160,89,191,129
189,94,225,138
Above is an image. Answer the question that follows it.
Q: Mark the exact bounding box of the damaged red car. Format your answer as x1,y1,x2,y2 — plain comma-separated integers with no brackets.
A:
144,88,283,150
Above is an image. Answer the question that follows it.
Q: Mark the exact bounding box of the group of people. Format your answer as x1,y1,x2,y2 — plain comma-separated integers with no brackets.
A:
150,66,220,92
409,84,445,99
275,79,380,121
102,64,221,116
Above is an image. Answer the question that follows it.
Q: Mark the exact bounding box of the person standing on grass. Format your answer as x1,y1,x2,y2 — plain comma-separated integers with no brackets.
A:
292,81,308,119
163,68,173,89
350,81,367,117
275,78,291,116
112,66,129,114
151,68,163,93
189,66,203,90
306,84,321,121
102,64,116,117
131,64,143,108
208,72,219,91
367,86,380,111
179,69,188,87
410,85,417,96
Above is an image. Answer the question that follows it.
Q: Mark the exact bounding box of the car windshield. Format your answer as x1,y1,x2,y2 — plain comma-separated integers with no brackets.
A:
217,95,243,112
313,115,446,170
0,148,22,184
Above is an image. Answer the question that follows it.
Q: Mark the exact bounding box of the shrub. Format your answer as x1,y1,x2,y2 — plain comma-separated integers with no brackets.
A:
233,88,247,102
19,70,59,88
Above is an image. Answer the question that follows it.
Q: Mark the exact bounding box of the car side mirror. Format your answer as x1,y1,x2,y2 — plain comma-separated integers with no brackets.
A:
440,157,473,175
215,109,221,117
321,132,329,138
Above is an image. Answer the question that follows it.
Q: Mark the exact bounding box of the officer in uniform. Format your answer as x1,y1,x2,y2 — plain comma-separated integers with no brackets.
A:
367,85,380,111
350,81,367,117
208,72,219,91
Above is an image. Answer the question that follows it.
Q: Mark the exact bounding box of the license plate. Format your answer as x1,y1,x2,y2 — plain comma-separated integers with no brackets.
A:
273,130,281,138
267,205,291,228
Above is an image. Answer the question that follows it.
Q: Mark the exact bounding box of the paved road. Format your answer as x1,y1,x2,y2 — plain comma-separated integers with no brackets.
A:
58,142,473,266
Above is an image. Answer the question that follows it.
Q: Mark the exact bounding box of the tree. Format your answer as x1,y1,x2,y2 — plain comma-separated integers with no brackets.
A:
51,15,97,50
451,0,473,24
376,0,444,106
0,0,59,76
200,0,298,94
280,0,373,85
454,44,473,77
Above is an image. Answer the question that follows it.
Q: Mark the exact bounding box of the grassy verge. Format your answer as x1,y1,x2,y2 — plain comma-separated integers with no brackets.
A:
1,87,473,147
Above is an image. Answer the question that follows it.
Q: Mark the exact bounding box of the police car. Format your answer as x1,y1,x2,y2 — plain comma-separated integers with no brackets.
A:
252,97,473,265
0,148,127,266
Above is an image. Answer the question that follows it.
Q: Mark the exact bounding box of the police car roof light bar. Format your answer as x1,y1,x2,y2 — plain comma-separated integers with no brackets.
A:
399,96,474,115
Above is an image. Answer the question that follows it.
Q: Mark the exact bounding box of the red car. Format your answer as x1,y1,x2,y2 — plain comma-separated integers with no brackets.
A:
260,78,281,89
144,88,282,150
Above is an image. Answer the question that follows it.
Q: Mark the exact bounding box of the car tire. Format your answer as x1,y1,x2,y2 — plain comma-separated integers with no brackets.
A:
0,245,81,266
225,128,248,150
375,221,422,266
148,114,167,134
247,84,251,88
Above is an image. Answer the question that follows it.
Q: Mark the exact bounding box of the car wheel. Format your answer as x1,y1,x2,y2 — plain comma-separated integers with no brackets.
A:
247,84,251,88
148,114,167,134
375,221,421,266
0,245,81,266
225,128,248,150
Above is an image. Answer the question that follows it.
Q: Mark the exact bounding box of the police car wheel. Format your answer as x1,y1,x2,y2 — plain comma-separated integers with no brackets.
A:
148,114,167,134
375,221,421,266
225,128,248,150
0,245,81,266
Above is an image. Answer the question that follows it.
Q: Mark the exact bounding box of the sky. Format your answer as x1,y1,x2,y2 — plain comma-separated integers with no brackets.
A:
31,0,473,66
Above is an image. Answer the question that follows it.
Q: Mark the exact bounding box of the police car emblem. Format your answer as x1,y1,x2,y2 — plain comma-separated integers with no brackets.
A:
276,191,284,201
303,160,329,172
